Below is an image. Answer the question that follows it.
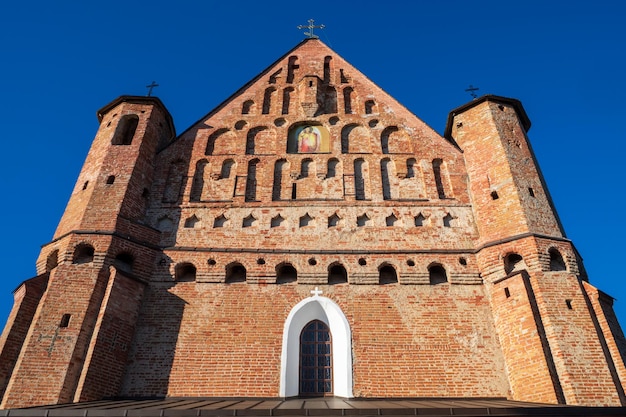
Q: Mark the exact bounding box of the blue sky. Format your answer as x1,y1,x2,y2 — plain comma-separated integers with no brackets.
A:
1,1,625,330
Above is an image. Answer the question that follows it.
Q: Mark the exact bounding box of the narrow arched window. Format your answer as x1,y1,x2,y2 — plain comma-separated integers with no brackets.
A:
242,100,255,115
226,263,247,283
328,264,348,284
175,262,197,282
406,158,417,178
433,158,447,199
277,264,297,284
354,159,366,200
327,158,339,178
429,264,447,284
111,114,139,145
190,159,208,202
379,264,398,284
343,87,353,114
282,87,294,115
262,87,276,114
381,158,392,200
245,159,259,202
549,248,567,271
221,159,235,179
272,159,287,201
300,159,313,178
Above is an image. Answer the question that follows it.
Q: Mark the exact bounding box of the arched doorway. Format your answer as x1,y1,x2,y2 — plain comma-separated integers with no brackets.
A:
300,320,332,396
280,295,352,398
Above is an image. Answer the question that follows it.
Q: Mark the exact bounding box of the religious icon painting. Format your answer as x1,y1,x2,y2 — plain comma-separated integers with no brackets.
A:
288,125,330,153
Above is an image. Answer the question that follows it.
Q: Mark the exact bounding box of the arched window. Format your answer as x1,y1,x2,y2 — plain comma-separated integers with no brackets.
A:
242,100,255,115
46,249,59,272
380,126,398,154
326,158,339,178
300,159,313,178
111,114,139,145
282,87,294,115
364,100,376,115
175,262,197,282
354,159,366,200
549,248,567,271
190,159,208,202
504,253,526,275
432,158,447,199
245,159,259,202
300,320,332,396
340,124,358,154
226,263,246,283
429,264,447,284
328,264,347,284
113,252,134,273
379,264,398,284
73,243,94,264
262,87,276,114
220,159,235,179
406,158,417,178
277,263,297,284
381,158,392,200
272,159,287,201
343,87,353,114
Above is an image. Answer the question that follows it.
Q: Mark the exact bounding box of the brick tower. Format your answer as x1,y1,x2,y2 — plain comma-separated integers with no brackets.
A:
0,97,174,408
446,97,626,405
1,39,625,409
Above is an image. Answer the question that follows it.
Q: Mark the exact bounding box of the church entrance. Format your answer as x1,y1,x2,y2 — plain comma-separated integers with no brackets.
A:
299,320,333,396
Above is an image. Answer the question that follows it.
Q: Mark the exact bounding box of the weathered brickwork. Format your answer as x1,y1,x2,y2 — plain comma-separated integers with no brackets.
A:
1,38,625,409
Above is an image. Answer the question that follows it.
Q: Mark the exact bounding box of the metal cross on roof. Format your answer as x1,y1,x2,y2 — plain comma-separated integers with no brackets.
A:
311,287,323,297
465,84,479,99
146,81,159,97
298,19,325,39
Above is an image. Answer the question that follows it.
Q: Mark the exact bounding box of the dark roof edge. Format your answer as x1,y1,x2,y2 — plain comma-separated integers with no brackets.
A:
96,95,176,139
444,94,531,139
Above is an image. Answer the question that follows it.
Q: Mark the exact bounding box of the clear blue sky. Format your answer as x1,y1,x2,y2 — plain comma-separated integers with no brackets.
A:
1,1,625,330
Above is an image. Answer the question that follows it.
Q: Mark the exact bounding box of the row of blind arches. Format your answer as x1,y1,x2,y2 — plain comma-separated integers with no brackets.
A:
207,123,413,156
63,243,449,284
50,244,569,283
177,261,449,285
183,156,450,203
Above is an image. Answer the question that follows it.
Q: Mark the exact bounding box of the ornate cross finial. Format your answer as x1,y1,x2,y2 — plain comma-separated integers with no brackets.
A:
297,19,325,39
310,287,323,297
465,84,479,99
146,81,159,97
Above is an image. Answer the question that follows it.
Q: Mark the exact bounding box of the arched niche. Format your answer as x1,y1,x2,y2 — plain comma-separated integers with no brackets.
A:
280,295,353,398
287,123,330,154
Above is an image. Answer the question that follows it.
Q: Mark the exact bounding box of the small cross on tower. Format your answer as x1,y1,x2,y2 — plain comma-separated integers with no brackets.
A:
146,81,159,97
310,287,323,297
297,19,325,39
465,84,479,99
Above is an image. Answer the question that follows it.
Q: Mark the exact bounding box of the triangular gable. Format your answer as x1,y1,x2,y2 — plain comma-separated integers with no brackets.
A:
167,38,456,158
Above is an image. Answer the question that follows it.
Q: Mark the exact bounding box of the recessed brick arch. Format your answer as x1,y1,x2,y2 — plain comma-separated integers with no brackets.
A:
280,295,353,398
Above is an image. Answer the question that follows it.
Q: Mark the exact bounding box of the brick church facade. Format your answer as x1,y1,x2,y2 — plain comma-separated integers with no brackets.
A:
1,38,625,409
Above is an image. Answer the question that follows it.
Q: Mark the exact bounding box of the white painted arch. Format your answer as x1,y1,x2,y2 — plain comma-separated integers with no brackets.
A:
279,295,353,398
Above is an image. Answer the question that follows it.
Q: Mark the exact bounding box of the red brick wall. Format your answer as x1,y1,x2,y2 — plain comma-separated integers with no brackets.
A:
3,39,626,409
0,275,48,400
